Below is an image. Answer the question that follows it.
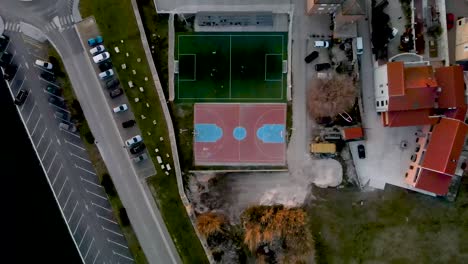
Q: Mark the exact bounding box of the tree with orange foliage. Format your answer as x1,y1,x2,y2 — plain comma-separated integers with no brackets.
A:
196,212,227,238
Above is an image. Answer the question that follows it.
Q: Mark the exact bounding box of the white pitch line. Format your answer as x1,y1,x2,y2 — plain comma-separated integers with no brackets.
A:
86,189,107,200
68,201,79,223
51,164,63,186
78,226,89,247
92,202,111,212
25,104,36,124
62,189,74,210
107,238,128,249
41,139,52,161
80,177,103,188
36,128,48,147
46,152,58,173
73,214,84,235
84,238,95,259
113,251,134,261
92,250,100,264
60,128,79,138
65,139,85,150
30,115,42,136
76,164,97,175
102,226,123,237
96,213,118,225
57,177,69,198
71,152,91,163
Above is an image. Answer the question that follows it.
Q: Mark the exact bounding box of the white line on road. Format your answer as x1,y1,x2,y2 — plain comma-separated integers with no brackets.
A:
54,114,70,123
96,213,118,225
68,201,79,223
92,202,111,212
71,152,91,163
76,164,97,175
8,64,21,83
36,128,48,147
86,189,107,200
41,139,52,161
51,164,63,186
40,77,60,87
56,135,61,145
60,127,79,138
107,238,128,249
73,214,84,235
57,177,69,198
92,250,100,264
65,139,85,150
43,89,64,100
78,226,89,247
25,103,36,124
102,226,123,237
25,62,29,69
80,177,103,188
19,88,30,112
62,189,74,210
84,238,95,259
113,250,134,261
50,103,71,113
30,115,42,136
46,152,58,173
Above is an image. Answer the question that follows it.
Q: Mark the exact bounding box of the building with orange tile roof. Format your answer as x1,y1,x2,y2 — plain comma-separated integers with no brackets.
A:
342,127,364,141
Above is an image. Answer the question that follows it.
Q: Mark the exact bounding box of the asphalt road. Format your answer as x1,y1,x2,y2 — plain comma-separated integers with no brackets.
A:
2,32,133,263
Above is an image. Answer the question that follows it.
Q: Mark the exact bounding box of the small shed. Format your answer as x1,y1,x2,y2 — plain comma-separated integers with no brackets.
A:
342,127,364,141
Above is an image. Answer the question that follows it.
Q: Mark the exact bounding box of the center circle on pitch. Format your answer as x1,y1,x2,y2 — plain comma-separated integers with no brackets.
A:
233,126,247,141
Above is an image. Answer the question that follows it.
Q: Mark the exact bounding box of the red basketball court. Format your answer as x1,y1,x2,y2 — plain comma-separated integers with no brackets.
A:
194,103,287,165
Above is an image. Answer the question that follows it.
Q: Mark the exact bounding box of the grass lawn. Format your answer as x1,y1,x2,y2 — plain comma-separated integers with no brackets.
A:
307,183,468,263
79,0,208,263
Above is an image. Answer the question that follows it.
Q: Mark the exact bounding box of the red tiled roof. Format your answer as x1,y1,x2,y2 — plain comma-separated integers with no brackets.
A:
415,168,453,195
342,127,364,140
435,65,466,108
444,105,467,122
422,118,468,174
383,109,436,127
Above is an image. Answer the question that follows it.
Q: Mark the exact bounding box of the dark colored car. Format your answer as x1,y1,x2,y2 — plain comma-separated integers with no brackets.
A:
0,51,12,67
99,61,113,72
358,144,366,159
130,142,146,154
122,119,136,128
446,13,454,30
0,34,10,53
315,63,331,72
4,64,18,81
304,51,319,63
106,78,119,89
14,89,28,105
55,110,69,121
109,87,123,98
46,86,61,95
48,96,65,107
41,72,56,82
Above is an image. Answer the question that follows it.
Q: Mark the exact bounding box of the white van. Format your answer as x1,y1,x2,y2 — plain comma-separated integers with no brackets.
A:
356,37,363,55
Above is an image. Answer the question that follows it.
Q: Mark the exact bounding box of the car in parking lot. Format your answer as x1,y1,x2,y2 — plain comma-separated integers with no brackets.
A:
59,122,77,132
0,51,12,67
304,51,319,63
122,119,136,128
315,63,331,72
48,96,65,107
87,36,103,47
106,78,119,89
125,135,142,147
98,69,114,80
4,64,18,81
358,144,366,159
314,40,330,48
0,34,10,53
130,142,146,154
93,52,110,64
46,86,61,95
55,110,69,121
132,153,148,163
35,59,53,70
99,61,113,72
41,72,56,82
109,88,123,98
89,45,105,55
113,103,128,113
14,89,28,105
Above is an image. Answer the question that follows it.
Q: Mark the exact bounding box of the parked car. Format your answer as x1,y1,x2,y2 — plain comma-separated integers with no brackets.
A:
98,69,114,80
14,89,28,105
59,122,77,132
89,45,105,55
122,119,136,128
113,103,128,113
130,142,146,154
315,63,331,72
87,36,103,47
99,61,113,72
46,86,61,95
55,110,69,121
389,27,398,40
0,52,13,67
48,96,65,107
132,153,148,163
106,78,119,89
304,51,319,63
314,40,330,48
92,52,110,64
4,64,18,81
35,59,53,70
357,144,366,159
446,13,455,30
0,34,9,53
125,135,142,147
109,88,123,98
41,72,56,82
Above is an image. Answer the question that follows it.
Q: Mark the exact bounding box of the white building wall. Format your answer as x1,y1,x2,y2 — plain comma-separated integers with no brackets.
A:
374,64,389,112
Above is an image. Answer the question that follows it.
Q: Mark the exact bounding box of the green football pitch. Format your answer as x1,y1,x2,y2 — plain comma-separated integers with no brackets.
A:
175,33,287,102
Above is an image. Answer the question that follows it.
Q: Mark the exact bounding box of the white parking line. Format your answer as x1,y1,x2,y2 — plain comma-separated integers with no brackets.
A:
78,226,89,247
86,189,107,200
76,164,96,175
36,128,48,148
51,164,63,186
68,201,79,223
92,250,100,264
80,177,103,188
30,115,42,136
73,214,84,235
96,213,118,225
102,226,123,237
57,177,68,197
41,139,52,161
25,62,29,69
60,127,80,138
33,63,54,74
71,152,91,163
8,64,22,83
113,251,134,261
107,238,128,249
19,89,30,112
54,114,70,123
25,103,36,124
62,189,74,210
92,202,111,212
43,89,64,100
65,139,85,150
84,238,95,259
40,77,60,87
50,103,71,113
46,152,58,173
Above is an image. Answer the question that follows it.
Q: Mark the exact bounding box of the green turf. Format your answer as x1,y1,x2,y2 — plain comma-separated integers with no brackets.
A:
175,33,287,102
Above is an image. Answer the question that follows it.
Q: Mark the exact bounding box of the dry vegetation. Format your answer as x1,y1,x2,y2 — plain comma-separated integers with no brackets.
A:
197,212,227,238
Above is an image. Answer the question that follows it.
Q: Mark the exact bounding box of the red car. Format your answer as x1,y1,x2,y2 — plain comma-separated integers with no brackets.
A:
447,13,454,30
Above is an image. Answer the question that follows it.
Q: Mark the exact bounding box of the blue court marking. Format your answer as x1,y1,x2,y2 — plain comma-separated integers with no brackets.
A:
256,124,285,143
195,124,223,142
233,126,247,141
